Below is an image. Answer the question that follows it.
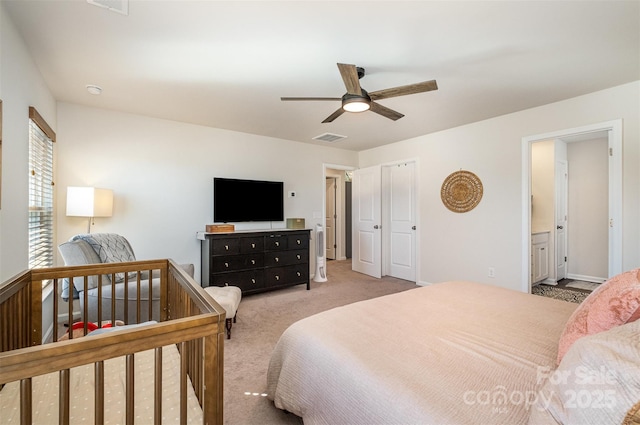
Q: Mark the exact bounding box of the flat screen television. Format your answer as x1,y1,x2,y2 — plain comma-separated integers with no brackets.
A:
213,177,284,223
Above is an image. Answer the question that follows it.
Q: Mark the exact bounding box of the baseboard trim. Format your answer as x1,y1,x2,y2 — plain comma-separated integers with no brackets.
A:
57,311,81,324
566,273,606,283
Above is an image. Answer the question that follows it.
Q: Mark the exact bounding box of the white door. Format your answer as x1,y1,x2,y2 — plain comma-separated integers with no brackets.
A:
555,160,568,280
325,177,337,260
352,165,382,278
387,162,416,281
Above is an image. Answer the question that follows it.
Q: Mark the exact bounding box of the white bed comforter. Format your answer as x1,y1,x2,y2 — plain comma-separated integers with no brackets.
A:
267,281,577,425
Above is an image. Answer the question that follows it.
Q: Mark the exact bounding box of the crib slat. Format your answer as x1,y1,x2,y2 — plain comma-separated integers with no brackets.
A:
20,378,32,425
136,274,142,324
59,369,70,425
53,279,59,342
95,361,104,425
126,353,135,425
29,279,40,346
68,280,74,338
148,270,153,322
111,273,117,325
97,274,103,326
180,341,187,425
154,346,163,425
83,276,89,336
123,275,129,324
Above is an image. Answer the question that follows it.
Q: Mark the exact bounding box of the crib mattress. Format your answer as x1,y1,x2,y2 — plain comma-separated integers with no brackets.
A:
0,344,203,424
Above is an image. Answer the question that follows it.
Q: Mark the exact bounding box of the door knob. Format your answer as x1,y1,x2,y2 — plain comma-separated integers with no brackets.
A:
557,225,564,230
412,226,416,230
373,225,380,229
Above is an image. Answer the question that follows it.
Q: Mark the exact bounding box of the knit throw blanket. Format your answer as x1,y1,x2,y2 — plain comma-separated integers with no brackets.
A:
71,233,137,282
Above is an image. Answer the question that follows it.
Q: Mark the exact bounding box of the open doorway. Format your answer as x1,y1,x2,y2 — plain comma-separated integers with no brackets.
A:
522,120,622,293
531,135,609,286
323,165,356,274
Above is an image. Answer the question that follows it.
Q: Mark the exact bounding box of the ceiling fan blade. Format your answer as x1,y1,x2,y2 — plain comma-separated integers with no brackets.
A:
337,63,362,95
322,107,346,123
281,97,341,101
369,101,404,121
368,80,438,101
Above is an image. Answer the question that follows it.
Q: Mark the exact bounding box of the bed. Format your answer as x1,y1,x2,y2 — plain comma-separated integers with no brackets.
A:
267,278,640,424
0,259,226,424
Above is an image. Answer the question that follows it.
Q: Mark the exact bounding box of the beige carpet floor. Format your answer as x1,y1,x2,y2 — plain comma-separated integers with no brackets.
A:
222,259,417,424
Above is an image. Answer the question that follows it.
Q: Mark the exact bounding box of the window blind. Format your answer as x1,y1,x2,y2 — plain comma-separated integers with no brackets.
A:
28,119,54,270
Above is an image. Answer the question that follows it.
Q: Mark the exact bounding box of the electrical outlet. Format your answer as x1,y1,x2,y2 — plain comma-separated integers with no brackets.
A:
488,267,495,278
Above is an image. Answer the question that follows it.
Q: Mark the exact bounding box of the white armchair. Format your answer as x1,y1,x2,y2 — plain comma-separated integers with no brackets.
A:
58,233,194,324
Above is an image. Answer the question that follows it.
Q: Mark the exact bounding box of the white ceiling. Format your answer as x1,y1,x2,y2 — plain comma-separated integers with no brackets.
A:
4,0,639,151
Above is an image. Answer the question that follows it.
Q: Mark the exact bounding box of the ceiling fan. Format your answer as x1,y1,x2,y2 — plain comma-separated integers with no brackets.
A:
281,63,438,123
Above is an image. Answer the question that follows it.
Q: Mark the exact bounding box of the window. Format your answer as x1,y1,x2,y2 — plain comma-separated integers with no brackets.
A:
28,107,56,272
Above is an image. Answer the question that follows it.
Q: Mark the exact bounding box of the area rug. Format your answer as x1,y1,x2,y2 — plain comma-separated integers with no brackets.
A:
532,285,589,304
565,280,601,291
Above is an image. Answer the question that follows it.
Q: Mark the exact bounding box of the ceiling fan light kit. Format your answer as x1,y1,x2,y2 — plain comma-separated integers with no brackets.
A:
281,63,438,123
342,92,371,112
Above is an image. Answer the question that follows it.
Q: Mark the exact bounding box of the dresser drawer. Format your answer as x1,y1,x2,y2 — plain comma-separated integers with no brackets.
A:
264,264,308,288
240,236,264,253
288,234,309,250
265,234,288,251
286,264,309,284
212,254,264,273
212,238,240,255
264,249,308,267
212,270,264,292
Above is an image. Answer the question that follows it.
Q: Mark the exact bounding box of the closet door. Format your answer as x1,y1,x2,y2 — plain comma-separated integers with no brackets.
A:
352,165,381,278
387,162,416,281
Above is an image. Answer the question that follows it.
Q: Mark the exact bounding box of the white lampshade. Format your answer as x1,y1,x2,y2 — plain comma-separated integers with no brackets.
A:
66,187,113,217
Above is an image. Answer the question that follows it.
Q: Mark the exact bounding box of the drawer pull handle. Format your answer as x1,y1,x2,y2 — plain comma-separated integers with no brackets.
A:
224,282,229,286
275,241,280,246
251,278,256,284
251,259,256,265
225,245,229,250
251,243,256,248
275,257,279,262
275,275,280,281
297,271,301,277
296,254,301,260
224,262,229,268
297,240,301,245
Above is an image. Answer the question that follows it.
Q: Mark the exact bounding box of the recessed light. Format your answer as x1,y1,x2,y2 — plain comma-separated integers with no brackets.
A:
86,85,102,95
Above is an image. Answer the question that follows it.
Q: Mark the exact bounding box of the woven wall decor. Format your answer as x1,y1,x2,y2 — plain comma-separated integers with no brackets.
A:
441,170,483,213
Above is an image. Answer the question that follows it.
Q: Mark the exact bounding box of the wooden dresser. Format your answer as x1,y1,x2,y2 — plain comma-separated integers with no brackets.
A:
198,229,311,295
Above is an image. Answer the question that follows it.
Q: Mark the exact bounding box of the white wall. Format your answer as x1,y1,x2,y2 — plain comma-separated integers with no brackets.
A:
1,3,59,339
55,103,358,282
358,81,640,291
0,3,57,281
531,140,554,235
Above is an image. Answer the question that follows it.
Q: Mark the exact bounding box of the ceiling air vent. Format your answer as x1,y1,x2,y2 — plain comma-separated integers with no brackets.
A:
312,133,347,143
87,0,129,15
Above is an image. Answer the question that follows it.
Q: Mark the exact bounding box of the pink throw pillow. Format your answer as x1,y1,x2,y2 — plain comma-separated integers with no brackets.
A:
557,268,640,364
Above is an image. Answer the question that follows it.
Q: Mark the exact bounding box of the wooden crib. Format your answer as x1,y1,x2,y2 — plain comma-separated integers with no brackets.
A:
0,259,225,424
